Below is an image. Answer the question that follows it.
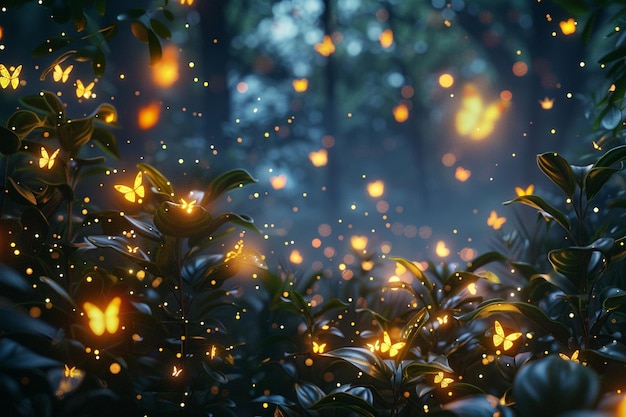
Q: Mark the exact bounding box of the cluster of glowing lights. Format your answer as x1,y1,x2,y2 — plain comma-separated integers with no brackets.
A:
308,148,328,167
114,171,145,203
393,103,409,123
83,296,122,336
292,78,308,92
539,97,554,110
379,29,394,48
224,240,244,263
487,210,506,230
314,35,335,56
39,147,60,169
492,320,521,352
366,180,385,198
138,102,161,130
455,83,510,140
75,79,95,99
312,341,326,354
560,18,577,35
367,331,405,357
454,166,471,182
0,63,21,89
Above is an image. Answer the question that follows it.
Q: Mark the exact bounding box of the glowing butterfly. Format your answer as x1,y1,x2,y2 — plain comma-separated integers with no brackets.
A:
492,320,522,351
83,297,121,336
487,210,506,230
114,171,145,203
225,240,244,263
126,245,139,254
455,83,510,140
559,18,576,35
292,78,309,93
367,339,380,353
559,349,580,364
172,366,183,377
53,64,73,83
75,79,94,99
515,184,534,196
64,364,81,378
380,331,405,357
434,372,454,388
180,0,194,4
312,341,326,354
0,64,22,89
455,166,471,182
539,97,554,110
39,147,60,169
180,198,197,213
314,35,335,56
207,345,217,359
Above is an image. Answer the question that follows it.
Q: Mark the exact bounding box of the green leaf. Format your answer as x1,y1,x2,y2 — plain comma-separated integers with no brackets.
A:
137,163,175,197
31,37,74,57
548,238,613,284
585,167,620,202
295,382,324,409
91,103,119,127
321,347,391,382
592,144,626,168
8,178,36,206
444,270,500,291
6,110,42,139
599,45,626,64
148,29,162,65
309,392,379,417
200,169,258,206
465,251,508,272
57,117,94,154
536,152,576,198
0,126,21,155
503,195,570,234
91,126,120,158
602,289,626,311
20,91,66,121
389,256,435,303
154,201,213,237
313,298,348,319
531,271,577,295
150,18,171,39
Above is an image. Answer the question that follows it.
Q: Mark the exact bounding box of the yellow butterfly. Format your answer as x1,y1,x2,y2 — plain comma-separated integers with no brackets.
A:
53,64,73,83
83,297,121,336
172,366,183,377
39,147,60,169
180,0,194,4
114,171,145,203
312,341,326,354
380,331,405,357
366,339,380,353
434,372,454,388
0,64,22,89
515,184,534,197
207,345,217,359
64,364,81,378
75,79,94,99
492,320,521,352
559,349,580,364
487,210,506,230
455,83,510,140
126,245,139,254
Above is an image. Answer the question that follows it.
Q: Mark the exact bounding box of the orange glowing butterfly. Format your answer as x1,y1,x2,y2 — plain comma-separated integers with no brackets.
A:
434,372,454,388
0,64,22,89
83,297,121,336
53,64,73,83
492,320,521,351
367,331,405,357
312,341,326,354
487,210,506,230
114,171,145,203
75,79,94,99
39,147,60,169
515,184,534,196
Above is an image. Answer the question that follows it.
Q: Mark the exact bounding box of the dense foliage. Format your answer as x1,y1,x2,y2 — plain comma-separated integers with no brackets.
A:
2,1,626,417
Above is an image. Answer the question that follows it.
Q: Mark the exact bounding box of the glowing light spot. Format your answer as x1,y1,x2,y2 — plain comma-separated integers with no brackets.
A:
289,249,303,264
152,44,179,87
487,210,506,230
559,18,576,35
435,241,450,257
539,97,554,110
270,174,287,190
455,83,509,140
434,372,454,388
393,103,409,122
350,235,368,251
109,362,121,374
39,147,60,169
292,78,308,92
379,28,394,48
512,61,528,77
515,184,534,196
442,152,457,167
312,341,326,353
366,180,385,198
138,102,161,130
314,35,335,56
454,167,471,182
309,148,328,167
467,282,477,295
236,82,248,93
438,73,454,88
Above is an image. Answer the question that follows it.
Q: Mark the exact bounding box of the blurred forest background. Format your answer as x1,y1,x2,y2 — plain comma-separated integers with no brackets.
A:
0,0,605,277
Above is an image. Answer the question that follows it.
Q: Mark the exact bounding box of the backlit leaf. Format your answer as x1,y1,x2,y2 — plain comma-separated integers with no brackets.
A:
536,152,576,198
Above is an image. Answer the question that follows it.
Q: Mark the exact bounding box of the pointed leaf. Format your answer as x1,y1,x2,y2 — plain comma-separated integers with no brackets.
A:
313,298,349,319
130,21,149,43
321,347,391,382
504,195,570,233
150,18,171,39
536,152,576,198
531,272,577,295
295,382,324,409
601,105,622,130
6,110,42,139
585,167,620,201
201,169,258,206
57,117,94,154
32,37,74,57
465,251,508,272
39,276,76,308
8,178,36,206
592,144,626,168
148,29,162,65
137,163,174,197
20,91,66,121
91,126,119,158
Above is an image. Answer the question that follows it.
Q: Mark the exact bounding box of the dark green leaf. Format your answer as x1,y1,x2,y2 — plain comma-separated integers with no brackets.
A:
6,110,41,139
548,238,613,283
150,18,171,39
137,163,175,196
536,152,576,198
593,144,626,168
91,103,119,127
503,195,570,234
389,256,435,304
31,37,74,57
57,117,94,154
91,126,120,158
40,276,76,307
0,126,21,155
313,298,348,319
321,347,391,382
130,20,150,43
585,167,620,201
162,8,174,21
20,91,66,121
74,156,106,166
465,251,508,272
602,290,626,311
599,46,626,64
8,178,36,205
154,200,213,237
200,169,258,206
531,272,577,295
295,382,324,409
74,45,98,62
148,29,162,65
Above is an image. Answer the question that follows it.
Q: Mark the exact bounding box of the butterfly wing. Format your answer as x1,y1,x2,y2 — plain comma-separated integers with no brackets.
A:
503,331,522,351
84,302,106,336
380,331,391,353
82,82,94,98
39,147,49,168
76,80,85,98
47,149,59,169
10,65,21,89
104,297,121,334
492,320,505,348
389,341,405,357
0,64,10,89
133,171,145,198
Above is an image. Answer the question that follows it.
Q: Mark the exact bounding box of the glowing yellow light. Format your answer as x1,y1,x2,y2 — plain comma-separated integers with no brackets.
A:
180,0,194,4
309,149,328,167
180,198,197,213
350,235,368,251
454,166,471,182
467,282,477,295
438,73,454,88
53,64,73,83
455,83,510,140
435,240,450,257
109,362,121,374
289,249,303,264
114,171,145,203
152,44,179,88
270,174,287,190
379,29,394,48
515,184,534,196
292,78,308,92
312,341,326,353
487,210,506,230
0,64,22,89
314,35,335,56
559,18,576,35
434,372,454,388
138,101,161,130
39,147,60,169
367,180,385,198
393,103,409,122
538,97,554,110
492,320,521,351
64,364,81,378
75,79,94,99
558,350,580,363
172,366,183,377
380,331,405,357
83,297,121,336
224,240,244,263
